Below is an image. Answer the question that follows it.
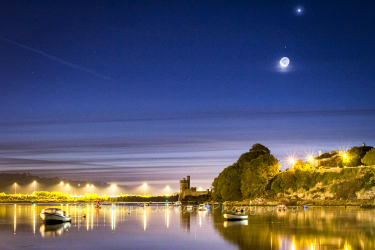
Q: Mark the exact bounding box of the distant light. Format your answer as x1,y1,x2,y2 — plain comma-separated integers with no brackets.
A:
343,153,348,159
289,157,296,165
298,8,301,12
308,156,314,162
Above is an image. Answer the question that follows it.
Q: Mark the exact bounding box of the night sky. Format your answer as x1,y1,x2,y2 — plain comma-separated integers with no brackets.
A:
1,1,375,194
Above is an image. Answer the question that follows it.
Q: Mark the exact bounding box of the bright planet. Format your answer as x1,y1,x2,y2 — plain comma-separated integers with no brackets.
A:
280,57,290,67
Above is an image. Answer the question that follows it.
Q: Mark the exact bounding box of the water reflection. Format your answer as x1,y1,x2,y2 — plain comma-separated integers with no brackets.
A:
180,206,191,232
223,220,248,227
40,222,71,238
3,204,375,249
213,205,375,249
13,204,16,234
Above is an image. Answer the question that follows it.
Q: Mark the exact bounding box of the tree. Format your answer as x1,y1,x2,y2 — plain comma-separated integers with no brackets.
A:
362,148,375,166
237,143,271,167
345,146,373,167
212,163,243,201
241,154,280,199
293,160,313,171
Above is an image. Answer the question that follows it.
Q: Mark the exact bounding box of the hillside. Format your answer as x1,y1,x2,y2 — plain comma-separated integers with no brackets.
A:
212,143,375,205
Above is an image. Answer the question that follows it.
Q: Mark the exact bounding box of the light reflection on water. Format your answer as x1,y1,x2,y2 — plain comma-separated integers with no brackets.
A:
0,204,375,249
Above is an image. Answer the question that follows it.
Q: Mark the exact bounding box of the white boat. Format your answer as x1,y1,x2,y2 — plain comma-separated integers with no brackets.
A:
223,213,248,220
198,204,207,211
40,208,71,222
186,205,193,211
175,201,182,206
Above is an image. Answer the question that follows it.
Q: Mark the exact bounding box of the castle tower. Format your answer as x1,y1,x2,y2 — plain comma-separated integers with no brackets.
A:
187,175,190,189
180,178,188,194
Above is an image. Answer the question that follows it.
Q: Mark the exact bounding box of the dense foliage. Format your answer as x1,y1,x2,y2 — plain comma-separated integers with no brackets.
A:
212,144,375,202
344,146,373,167
362,148,375,166
212,144,280,201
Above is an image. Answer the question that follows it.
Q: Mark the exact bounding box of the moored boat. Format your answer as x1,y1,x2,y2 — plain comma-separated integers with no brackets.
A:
175,201,182,206
186,205,193,211
198,204,207,211
277,203,286,211
223,213,248,220
40,208,71,223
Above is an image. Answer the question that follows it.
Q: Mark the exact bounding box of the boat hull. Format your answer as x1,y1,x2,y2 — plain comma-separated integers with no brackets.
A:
223,214,248,220
40,213,71,222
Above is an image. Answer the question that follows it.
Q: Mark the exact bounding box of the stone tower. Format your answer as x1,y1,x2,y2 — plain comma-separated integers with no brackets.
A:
180,178,188,194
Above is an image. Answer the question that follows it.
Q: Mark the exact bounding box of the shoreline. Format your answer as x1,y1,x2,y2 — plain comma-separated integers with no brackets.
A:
207,198,375,207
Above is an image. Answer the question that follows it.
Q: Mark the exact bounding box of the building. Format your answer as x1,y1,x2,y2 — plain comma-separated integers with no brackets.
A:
313,149,344,168
313,142,373,168
179,175,210,201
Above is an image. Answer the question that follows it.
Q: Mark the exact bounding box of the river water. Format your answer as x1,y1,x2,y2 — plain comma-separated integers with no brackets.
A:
0,203,374,249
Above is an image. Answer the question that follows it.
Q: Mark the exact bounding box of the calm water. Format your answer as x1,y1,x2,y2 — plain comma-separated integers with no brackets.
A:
0,203,374,249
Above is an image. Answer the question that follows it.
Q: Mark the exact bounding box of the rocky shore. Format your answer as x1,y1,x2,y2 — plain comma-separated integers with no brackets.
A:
215,197,375,207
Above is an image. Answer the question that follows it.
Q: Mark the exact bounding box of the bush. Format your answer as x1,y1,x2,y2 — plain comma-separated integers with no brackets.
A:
331,179,364,199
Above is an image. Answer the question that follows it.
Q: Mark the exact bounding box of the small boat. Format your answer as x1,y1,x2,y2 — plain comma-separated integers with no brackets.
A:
175,201,182,206
303,205,308,209
198,204,207,211
40,208,71,223
277,203,286,211
186,205,193,211
223,213,248,220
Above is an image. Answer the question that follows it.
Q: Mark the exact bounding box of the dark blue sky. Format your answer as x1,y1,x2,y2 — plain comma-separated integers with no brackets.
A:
1,1,375,194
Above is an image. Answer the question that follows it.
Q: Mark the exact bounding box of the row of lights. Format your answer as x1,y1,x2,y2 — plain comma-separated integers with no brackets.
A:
287,152,348,168
13,181,173,196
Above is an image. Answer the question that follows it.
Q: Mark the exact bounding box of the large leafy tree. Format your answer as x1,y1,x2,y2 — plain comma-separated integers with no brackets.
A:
237,143,271,167
241,154,280,199
362,148,375,166
212,143,279,201
212,163,243,201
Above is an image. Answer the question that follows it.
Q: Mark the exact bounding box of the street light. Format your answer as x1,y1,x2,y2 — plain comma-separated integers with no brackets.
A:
14,183,17,194
66,184,69,195
166,186,170,196
308,155,314,168
33,181,36,194
60,182,64,193
91,184,94,195
289,157,296,168
143,183,147,196
111,184,116,196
